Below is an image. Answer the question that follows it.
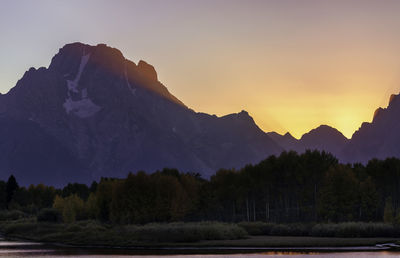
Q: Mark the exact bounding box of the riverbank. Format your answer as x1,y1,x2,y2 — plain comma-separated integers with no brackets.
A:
1,236,400,255
0,238,400,257
1,220,400,251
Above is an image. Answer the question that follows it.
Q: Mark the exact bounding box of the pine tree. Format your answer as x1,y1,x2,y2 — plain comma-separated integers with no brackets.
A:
6,175,18,208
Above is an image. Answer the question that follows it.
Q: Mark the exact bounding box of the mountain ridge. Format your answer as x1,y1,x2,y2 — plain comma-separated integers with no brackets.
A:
0,42,282,186
1,42,400,186
267,93,400,163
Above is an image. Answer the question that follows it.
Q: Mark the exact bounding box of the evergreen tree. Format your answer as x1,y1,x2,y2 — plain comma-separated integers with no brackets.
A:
6,175,18,208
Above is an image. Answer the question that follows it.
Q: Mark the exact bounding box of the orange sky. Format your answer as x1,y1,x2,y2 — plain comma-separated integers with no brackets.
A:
2,0,400,138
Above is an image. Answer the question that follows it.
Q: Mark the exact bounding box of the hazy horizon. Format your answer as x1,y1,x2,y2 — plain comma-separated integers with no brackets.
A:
2,0,400,138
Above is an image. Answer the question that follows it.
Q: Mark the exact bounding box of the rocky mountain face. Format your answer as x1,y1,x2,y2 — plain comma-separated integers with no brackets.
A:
341,94,400,163
0,43,282,186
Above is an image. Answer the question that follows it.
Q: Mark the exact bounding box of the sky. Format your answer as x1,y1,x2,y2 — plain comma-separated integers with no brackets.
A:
1,0,400,138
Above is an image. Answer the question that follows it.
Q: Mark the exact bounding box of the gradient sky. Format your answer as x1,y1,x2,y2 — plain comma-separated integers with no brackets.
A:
1,0,400,138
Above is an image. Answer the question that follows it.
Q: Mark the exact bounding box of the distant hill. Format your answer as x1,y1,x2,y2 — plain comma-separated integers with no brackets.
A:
267,125,348,158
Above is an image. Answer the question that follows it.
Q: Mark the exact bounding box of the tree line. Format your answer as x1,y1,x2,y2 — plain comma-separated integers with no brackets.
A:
2,150,400,224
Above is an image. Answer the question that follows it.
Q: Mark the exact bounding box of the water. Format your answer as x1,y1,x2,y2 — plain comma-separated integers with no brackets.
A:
0,239,399,257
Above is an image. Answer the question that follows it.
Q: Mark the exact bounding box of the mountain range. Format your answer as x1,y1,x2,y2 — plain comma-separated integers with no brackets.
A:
0,42,399,186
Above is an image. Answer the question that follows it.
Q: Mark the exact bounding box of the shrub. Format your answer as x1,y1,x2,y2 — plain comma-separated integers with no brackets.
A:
37,208,61,223
238,221,275,235
238,222,310,236
0,210,27,221
3,220,37,235
311,222,400,238
129,222,247,242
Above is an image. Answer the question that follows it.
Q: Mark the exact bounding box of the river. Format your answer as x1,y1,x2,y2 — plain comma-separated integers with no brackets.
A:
0,239,400,257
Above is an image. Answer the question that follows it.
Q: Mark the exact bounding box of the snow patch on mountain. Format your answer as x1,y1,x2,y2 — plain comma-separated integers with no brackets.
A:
63,98,101,118
67,53,90,93
124,65,137,96
63,53,101,118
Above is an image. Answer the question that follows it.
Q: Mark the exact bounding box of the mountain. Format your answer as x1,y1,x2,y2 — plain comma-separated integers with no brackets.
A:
342,93,400,163
299,125,348,155
266,132,300,151
268,92,400,164
267,125,348,157
0,42,282,186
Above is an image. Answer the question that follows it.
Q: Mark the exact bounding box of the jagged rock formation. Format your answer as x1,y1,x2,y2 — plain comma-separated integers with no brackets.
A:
342,93,400,163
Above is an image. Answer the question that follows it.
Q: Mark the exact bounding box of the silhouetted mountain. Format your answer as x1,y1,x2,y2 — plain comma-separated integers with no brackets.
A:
342,93,400,163
266,132,300,151
0,42,282,185
269,92,400,163
299,125,348,155
267,125,348,157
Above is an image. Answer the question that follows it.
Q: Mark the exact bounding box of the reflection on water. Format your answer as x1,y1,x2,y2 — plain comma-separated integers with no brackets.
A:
0,239,399,257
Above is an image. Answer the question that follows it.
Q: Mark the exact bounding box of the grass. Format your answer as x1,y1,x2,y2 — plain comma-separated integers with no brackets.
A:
189,235,400,248
0,220,247,247
0,210,27,221
122,222,247,242
238,221,400,238
1,219,400,248
311,222,399,237
238,222,311,236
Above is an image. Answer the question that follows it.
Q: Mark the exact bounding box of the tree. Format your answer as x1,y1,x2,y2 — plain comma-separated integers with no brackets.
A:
6,175,19,208
53,195,65,213
62,183,90,201
53,194,85,223
384,197,394,224
95,178,114,222
318,165,359,222
0,181,7,210
85,193,98,219
359,177,378,221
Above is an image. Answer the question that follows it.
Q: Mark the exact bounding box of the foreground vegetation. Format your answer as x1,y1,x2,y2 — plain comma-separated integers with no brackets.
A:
2,150,400,224
0,219,246,245
238,221,400,238
1,219,400,248
1,150,400,246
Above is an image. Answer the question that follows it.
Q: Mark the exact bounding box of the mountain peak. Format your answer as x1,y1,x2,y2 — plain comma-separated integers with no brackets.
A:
343,92,400,163
301,124,348,140
137,60,158,82
389,94,397,105
46,42,187,108
297,124,348,155
233,110,253,122
266,131,299,152
283,132,296,139
370,93,400,123
238,110,249,117
0,42,284,184
49,42,125,75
